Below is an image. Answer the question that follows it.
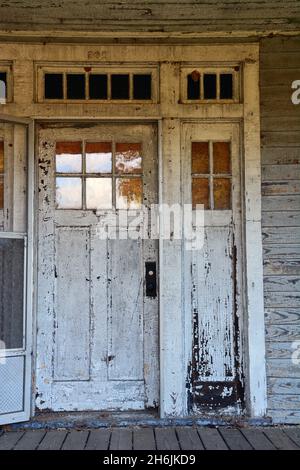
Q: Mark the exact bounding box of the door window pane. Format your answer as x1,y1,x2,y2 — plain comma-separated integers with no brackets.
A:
115,143,142,174
56,177,82,209
192,177,209,209
214,178,231,209
116,177,142,209
0,238,24,349
86,177,112,209
56,141,82,173
213,142,231,174
86,142,112,173
192,142,209,174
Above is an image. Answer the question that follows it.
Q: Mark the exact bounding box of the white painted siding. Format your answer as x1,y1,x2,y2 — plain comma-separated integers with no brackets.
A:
261,36,300,424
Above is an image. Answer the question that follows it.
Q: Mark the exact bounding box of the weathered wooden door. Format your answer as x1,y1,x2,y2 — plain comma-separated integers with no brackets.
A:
183,122,244,413
0,118,32,425
37,122,159,411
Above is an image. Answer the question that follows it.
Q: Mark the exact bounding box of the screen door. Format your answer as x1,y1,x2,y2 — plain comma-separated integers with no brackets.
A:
0,116,33,425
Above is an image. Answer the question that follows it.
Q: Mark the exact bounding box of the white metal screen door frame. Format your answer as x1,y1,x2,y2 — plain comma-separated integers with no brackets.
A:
0,114,34,425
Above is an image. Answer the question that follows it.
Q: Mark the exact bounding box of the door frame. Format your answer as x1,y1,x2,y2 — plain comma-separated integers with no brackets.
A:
0,114,34,425
31,71,266,420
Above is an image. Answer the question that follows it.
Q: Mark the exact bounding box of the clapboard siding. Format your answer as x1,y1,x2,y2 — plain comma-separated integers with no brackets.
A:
0,1,299,33
261,36,300,424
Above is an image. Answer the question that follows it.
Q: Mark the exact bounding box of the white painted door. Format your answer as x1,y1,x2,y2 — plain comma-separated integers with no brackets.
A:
183,122,244,413
0,118,32,425
37,122,159,411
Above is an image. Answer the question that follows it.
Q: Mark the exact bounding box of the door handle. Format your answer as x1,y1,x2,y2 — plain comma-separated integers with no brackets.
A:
145,261,157,298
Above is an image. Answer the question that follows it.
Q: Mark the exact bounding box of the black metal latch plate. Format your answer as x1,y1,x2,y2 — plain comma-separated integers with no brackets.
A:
145,261,157,298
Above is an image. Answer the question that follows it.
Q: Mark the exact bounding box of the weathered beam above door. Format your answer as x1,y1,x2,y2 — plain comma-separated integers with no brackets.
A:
0,0,299,40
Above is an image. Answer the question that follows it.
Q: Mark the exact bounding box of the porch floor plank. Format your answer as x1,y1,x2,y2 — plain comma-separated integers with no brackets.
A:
14,430,46,450
219,428,253,450
110,428,132,450
0,431,25,450
197,427,228,450
263,428,299,450
85,429,111,450
283,427,300,448
133,428,156,450
61,430,89,450
241,428,276,450
155,428,180,450
37,430,68,450
176,427,204,450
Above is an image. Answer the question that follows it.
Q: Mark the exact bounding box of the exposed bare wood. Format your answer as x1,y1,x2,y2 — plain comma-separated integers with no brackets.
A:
268,377,300,396
263,226,300,243
264,275,300,292
264,259,300,276
267,341,297,359
262,212,300,227
265,308,300,324
264,292,300,308
0,1,299,35
262,165,300,180
267,359,300,377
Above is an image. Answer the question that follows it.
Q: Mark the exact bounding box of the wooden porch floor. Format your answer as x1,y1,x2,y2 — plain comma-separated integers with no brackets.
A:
0,426,300,450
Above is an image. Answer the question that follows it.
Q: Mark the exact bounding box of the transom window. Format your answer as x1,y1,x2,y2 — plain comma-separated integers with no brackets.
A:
181,66,240,103
192,141,232,210
37,65,158,102
55,141,143,210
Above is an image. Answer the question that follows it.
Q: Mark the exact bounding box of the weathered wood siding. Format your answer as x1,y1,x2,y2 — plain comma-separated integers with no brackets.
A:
0,0,299,34
261,36,300,424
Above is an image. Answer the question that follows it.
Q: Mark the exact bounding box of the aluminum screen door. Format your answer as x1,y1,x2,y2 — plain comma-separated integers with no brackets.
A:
0,115,33,425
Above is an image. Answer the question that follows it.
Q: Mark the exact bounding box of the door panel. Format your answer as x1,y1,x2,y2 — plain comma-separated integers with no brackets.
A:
194,226,235,381
37,122,159,411
183,122,244,413
54,226,91,382
0,119,31,425
108,238,144,381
